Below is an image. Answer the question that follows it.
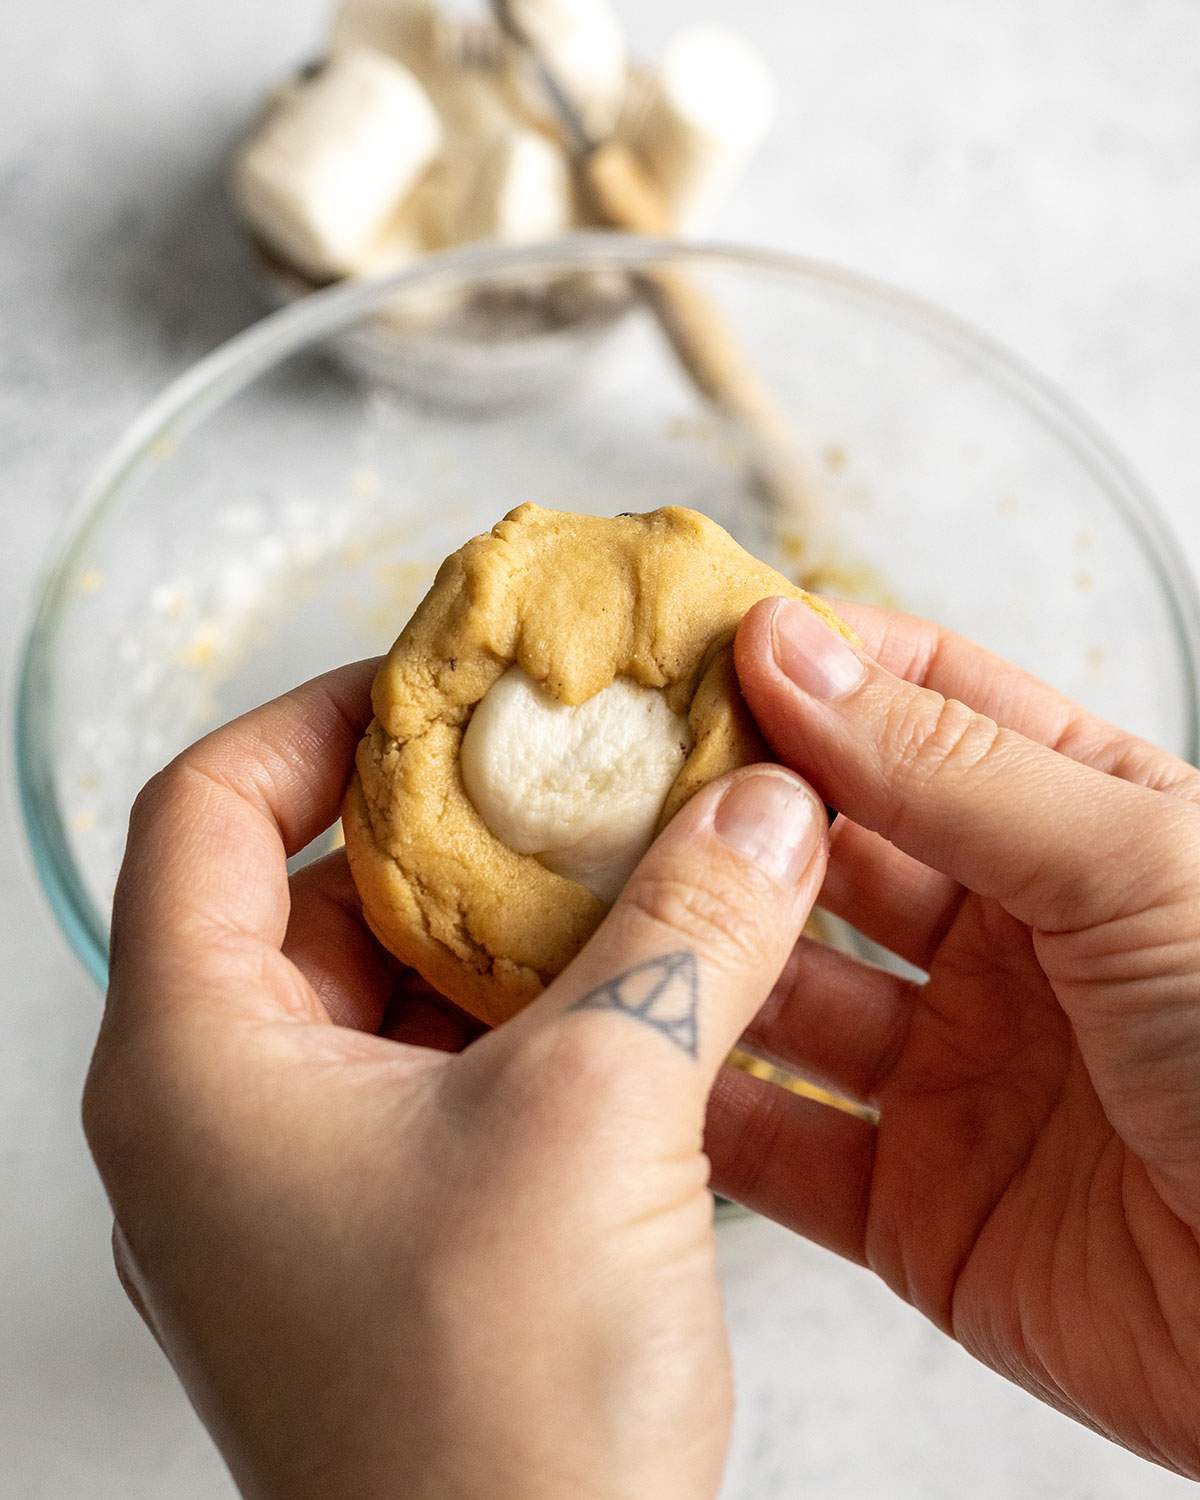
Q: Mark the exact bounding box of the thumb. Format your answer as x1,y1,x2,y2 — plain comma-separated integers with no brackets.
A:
504,765,829,1116
735,596,1187,935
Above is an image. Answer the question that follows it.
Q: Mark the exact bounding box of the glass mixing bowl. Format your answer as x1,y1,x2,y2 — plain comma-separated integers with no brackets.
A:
17,236,1200,985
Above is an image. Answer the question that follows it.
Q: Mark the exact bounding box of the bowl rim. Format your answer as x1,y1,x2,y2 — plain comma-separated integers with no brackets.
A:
16,232,1200,985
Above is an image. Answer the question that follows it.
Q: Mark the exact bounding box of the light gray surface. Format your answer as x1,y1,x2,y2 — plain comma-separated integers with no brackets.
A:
2,1,1198,1495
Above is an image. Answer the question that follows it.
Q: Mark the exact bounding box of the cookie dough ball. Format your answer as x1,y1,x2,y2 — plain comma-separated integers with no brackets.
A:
343,504,855,1026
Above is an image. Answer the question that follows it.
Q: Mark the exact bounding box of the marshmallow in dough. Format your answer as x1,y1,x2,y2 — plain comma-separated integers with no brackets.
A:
344,504,855,1026
461,667,693,903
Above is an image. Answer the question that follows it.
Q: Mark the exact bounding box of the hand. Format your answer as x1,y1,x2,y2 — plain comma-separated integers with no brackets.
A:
714,596,1200,1477
82,660,832,1500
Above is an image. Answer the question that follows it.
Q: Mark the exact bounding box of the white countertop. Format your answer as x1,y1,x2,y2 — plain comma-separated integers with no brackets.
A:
3,1,1198,1494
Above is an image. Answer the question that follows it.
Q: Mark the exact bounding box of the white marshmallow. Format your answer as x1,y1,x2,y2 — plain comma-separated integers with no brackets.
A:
626,24,775,230
358,130,575,326
330,4,527,229
327,0,442,74
454,127,575,245
351,180,470,327
352,202,426,276
500,0,628,140
330,1,509,133
232,47,442,281
460,666,692,903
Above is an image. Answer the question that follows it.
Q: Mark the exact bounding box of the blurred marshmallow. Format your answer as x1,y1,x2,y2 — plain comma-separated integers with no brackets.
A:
233,47,442,281
331,0,507,134
625,24,775,230
327,0,442,74
455,127,575,244
500,0,628,140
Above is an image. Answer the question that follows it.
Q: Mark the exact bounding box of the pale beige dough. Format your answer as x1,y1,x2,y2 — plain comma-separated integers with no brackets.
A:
343,503,855,1027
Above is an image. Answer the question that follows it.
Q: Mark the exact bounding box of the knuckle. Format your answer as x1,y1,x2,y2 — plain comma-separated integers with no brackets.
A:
522,1022,630,1102
110,1223,160,1338
1148,801,1200,898
623,870,771,971
80,1046,131,1174
1051,716,1200,804
81,1028,169,1180
111,1222,131,1281
1024,785,1200,931
1124,746,1200,803
128,758,193,830
884,690,1002,794
130,755,229,834
79,1064,107,1158
111,1221,137,1295
126,775,164,836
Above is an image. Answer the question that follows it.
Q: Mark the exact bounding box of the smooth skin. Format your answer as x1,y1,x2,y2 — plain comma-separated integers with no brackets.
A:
82,597,1200,1498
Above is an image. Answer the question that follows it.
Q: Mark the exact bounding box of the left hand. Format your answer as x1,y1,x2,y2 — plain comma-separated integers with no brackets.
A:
82,661,833,1500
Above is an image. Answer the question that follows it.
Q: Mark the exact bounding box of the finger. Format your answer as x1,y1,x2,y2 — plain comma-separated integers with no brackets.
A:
379,989,488,1053
704,1064,875,1262
822,817,963,970
108,659,379,1023
507,765,831,1113
283,851,392,1032
741,934,916,1105
828,599,1200,799
803,600,1194,966
284,849,485,1050
735,598,1190,934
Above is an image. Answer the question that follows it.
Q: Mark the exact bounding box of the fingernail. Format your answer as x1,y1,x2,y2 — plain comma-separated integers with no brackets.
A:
771,599,866,701
714,772,821,884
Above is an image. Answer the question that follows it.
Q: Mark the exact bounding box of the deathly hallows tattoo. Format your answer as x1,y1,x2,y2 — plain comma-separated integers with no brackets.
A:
568,951,700,1058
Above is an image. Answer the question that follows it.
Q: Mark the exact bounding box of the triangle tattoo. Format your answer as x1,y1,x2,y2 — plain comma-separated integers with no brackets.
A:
568,951,700,1058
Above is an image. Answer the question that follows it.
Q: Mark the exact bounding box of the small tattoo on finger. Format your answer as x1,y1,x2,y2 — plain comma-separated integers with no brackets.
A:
568,951,700,1058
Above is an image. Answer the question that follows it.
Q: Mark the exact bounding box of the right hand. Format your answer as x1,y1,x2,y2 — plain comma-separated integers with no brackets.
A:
713,595,1200,1478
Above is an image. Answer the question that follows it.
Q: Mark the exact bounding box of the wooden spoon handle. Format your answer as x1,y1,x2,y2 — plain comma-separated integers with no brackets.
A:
582,142,812,528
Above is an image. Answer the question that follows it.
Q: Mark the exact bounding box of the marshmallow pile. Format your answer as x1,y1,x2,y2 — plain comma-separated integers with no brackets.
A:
233,0,776,291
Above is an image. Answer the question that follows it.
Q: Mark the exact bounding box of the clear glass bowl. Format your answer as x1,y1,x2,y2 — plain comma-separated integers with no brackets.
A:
16,236,1200,985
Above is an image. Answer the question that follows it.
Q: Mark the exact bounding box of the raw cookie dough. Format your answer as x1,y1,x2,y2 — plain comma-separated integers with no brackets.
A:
344,503,855,1026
